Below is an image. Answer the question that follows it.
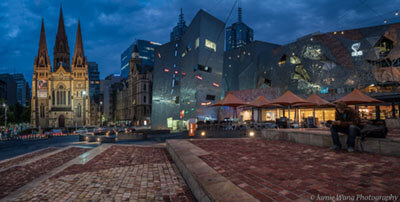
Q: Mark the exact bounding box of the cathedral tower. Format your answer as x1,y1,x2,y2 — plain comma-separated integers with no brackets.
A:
53,6,70,72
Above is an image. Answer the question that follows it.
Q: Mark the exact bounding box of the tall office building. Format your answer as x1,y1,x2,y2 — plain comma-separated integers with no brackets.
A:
0,74,17,106
225,7,254,50
88,62,100,99
120,40,160,79
170,9,188,42
152,9,225,129
11,74,28,106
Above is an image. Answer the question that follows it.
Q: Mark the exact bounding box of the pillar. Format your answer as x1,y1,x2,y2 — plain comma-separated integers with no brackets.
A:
376,106,380,120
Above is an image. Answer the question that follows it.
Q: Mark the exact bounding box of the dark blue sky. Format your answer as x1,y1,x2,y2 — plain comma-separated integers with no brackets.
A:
1,0,399,84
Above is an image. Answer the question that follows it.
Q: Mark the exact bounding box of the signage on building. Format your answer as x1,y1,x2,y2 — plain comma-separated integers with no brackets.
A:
351,42,363,57
38,80,48,97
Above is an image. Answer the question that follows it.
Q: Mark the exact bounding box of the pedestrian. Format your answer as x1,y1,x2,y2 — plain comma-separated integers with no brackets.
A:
330,101,361,152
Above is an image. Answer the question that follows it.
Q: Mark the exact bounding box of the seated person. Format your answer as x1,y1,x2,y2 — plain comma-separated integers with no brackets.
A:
330,101,361,152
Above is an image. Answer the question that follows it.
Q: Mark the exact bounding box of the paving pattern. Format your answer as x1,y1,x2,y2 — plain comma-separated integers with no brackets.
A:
191,139,400,202
0,147,89,199
14,145,195,202
0,147,58,170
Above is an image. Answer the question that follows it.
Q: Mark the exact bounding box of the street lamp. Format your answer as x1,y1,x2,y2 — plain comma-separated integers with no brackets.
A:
99,101,103,127
2,104,6,128
83,90,86,126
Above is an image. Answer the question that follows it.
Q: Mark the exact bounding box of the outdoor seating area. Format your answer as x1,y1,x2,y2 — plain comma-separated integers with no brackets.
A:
210,89,394,129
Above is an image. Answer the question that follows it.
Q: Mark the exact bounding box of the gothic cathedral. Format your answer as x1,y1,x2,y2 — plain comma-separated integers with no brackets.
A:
31,7,90,128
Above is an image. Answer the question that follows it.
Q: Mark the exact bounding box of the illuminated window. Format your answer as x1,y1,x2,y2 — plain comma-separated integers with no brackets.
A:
174,50,177,56
205,39,216,52
278,55,287,66
195,37,199,48
290,55,301,64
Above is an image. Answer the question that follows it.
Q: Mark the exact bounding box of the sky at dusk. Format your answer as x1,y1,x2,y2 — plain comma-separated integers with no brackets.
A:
1,0,400,84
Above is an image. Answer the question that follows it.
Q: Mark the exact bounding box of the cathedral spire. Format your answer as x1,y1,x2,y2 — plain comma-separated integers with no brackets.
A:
72,20,86,68
53,5,70,71
131,43,140,60
35,18,51,68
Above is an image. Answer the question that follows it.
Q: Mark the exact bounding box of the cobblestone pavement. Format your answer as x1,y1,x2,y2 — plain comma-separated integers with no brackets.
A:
191,139,400,202
0,147,89,199
14,145,195,202
0,147,58,170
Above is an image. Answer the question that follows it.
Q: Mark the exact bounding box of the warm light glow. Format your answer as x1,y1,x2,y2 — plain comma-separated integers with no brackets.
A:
195,75,203,80
97,138,100,142
174,71,178,74
201,131,206,136
144,120,147,126
249,131,255,137
164,68,169,72
201,102,211,106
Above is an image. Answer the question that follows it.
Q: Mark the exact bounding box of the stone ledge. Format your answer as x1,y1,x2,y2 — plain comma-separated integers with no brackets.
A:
166,139,258,202
260,129,400,157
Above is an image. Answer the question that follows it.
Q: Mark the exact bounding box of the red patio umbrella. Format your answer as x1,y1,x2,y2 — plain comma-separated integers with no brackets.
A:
211,94,246,119
334,89,383,105
269,91,310,127
246,96,274,122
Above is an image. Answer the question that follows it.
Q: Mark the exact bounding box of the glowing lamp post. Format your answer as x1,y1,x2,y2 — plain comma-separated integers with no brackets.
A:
83,90,87,126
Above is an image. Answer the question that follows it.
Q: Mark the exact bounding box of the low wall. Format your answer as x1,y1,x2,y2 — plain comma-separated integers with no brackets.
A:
260,129,400,157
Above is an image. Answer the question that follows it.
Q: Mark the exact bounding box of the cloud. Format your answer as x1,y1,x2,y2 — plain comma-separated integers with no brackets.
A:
1,0,400,84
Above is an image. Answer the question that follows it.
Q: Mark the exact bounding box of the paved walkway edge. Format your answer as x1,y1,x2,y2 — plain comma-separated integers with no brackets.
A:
1,145,110,202
166,139,258,202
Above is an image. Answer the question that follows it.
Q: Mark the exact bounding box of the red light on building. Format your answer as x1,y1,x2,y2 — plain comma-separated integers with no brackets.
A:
195,75,203,80
164,68,169,72
212,82,220,87
182,72,186,76
158,53,161,58
175,71,178,74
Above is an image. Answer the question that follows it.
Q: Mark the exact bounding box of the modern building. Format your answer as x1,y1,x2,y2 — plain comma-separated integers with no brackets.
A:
100,74,122,124
88,62,100,99
170,8,188,42
31,7,90,128
120,40,160,79
152,9,225,130
225,7,254,50
224,23,400,121
25,82,31,107
0,74,17,106
222,40,280,96
88,62,100,125
11,74,28,106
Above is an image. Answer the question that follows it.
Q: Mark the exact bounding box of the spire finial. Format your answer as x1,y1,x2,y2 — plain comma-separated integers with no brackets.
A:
179,8,184,25
238,6,242,22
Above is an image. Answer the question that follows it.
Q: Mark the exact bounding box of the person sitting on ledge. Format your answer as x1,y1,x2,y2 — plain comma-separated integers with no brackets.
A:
330,101,361,152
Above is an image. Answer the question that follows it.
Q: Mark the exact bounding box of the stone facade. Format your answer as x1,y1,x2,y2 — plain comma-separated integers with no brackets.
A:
31,7,90,128
113,44,152,126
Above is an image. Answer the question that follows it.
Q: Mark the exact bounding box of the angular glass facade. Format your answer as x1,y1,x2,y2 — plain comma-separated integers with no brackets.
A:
120,40,161,79
152,9,225,129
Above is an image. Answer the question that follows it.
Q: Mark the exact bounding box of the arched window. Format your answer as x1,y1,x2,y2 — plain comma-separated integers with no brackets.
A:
77,103,82,117
56,85,66,105
40,104,45,118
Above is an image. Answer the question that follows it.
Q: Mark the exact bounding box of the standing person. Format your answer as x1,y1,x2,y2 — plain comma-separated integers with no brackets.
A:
330,101,361,152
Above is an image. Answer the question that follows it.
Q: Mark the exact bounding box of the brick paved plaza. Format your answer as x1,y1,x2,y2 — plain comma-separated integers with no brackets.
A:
191,139,400,201
4,145,194,202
